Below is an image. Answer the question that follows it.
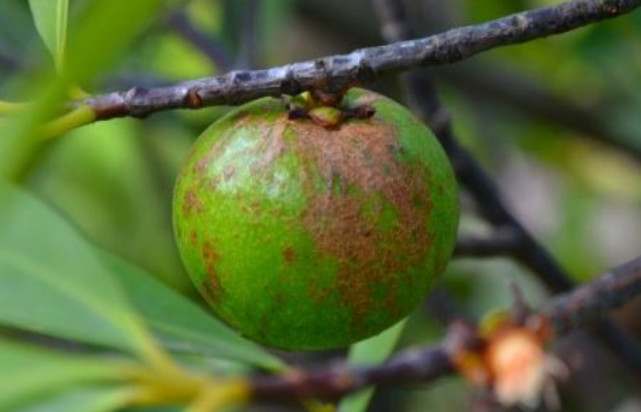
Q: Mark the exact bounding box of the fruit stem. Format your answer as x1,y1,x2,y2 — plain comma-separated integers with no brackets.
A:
288,89,375,129
307,88,346,109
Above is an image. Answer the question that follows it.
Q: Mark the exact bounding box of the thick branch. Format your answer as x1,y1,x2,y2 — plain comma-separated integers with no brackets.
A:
251,344,454,402
80,0,641,120
372,0,641,378
248,256,641,402
542,256,641,335
298,1,641,165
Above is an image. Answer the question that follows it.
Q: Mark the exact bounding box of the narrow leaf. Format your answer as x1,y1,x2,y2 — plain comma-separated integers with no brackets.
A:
0,0,170,182
0,338,130,411
68,0,171,83
0,184,156,358
339,319,408,412
28,0,68,71
99,251,285,372
13,386,132,412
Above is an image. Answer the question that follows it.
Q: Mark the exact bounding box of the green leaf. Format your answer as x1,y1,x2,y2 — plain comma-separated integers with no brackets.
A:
0,184,157,359
28,0,68,72
99,251,286,372
0,0,171,182
339,319,407,412
0,82,67,182
67,0,173,84
0,338,130,411
14,386,132,412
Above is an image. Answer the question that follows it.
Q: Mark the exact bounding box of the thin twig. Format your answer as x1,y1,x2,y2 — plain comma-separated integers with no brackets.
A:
371,0,641,378
248,256,641,402
454,228,520,258
435,64,641,163
166,10,234,72
236,0,261,69
424,287,473,325
252,343,454,402
0,48,20,72
78,0,641,121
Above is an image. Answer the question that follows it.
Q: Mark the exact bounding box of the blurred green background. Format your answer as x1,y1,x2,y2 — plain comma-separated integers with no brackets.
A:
2,0,641,410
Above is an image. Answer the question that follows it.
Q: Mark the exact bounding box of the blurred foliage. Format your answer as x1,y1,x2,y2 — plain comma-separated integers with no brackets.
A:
2,0,641,411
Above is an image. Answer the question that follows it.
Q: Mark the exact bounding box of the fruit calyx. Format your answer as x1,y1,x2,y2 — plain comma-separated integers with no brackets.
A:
287,90,375,129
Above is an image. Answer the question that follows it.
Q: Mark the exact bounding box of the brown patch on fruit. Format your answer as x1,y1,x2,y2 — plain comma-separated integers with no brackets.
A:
283,246,296,263
257,290,288,343
183,189,203,217
307,283,332,305
275,291,286,305
189,229,198,246
209,175,221,190
250,119,287,172
202,241,222,303
304,272,333,306
223,166,235,180
293,118,433,330
241,198,262,216
194,117,253,175
197,155,214,174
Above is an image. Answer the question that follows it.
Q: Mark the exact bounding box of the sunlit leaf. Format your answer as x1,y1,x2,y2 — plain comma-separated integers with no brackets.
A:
67,0,172,84
28,0,68,71
0,338,131,412
14,386,132,412
99,251,286,372
0,184,156,358
339,319,407,412
0,82,67,182
0,0,171,183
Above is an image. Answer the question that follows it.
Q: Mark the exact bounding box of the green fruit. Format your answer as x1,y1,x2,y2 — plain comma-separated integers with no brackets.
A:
173,88,459,350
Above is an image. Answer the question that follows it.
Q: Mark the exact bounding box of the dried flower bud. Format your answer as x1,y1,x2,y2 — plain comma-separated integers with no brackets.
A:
485,328,546,407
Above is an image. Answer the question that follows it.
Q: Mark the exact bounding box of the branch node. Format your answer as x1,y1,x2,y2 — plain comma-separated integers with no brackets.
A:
187,88,203,109
280,69,302,96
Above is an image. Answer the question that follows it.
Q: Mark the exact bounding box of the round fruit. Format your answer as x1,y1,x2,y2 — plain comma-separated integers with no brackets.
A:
173,88,459,350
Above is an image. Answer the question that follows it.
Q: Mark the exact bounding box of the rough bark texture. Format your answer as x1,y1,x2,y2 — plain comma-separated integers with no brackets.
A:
80,0,641,121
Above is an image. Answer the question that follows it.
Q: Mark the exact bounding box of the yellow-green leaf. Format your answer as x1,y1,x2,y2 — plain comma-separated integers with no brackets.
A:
28,0,68,72
0,184,157,360
0,338,131,411
15,386,133,412
100,251,285,372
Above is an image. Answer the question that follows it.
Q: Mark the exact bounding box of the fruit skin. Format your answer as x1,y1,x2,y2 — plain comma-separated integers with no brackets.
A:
173,88,459,350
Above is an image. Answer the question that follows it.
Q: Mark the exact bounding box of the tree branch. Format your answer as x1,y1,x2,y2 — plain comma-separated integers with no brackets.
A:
296,0,641,166
232,1,641,401
79,0,641,121
542,257,641,336
236,0,261,70
166,10,234,73
251,343,455,402
371,0,641,379
454,228,521,258
435,63,641,163
248,256,641,402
